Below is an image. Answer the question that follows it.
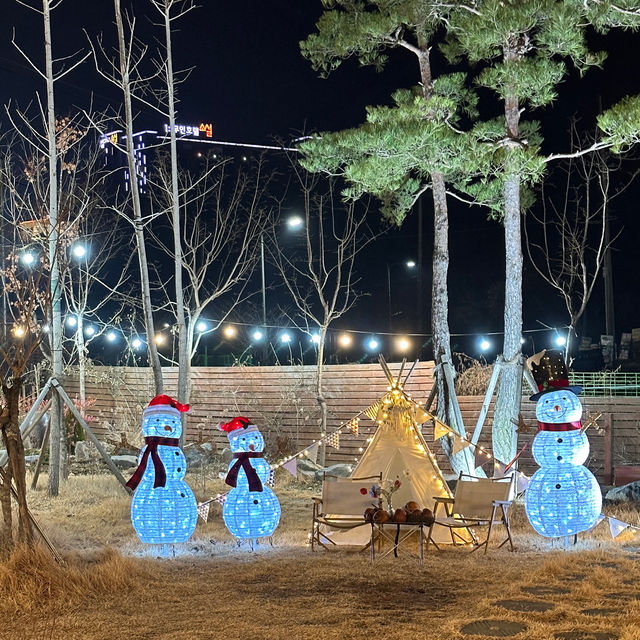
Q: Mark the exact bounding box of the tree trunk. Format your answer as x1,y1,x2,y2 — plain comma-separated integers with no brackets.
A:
163,5,189,440
1,382,33,547
43,0,63,497
114,0,163,396
315,326,328,468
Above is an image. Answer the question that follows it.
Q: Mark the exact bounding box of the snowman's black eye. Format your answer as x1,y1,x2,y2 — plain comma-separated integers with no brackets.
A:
242,437,246,441
557,438,563,443
555,484,561,489
562,396,566,401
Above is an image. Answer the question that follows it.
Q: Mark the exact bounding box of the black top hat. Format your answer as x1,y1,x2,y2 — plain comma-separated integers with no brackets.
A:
526,349,582,401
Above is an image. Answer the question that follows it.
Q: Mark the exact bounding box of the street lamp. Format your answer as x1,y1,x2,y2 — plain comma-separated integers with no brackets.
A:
286,215,303,230
386,260,417,331
20,251,35,266
71,243,87,259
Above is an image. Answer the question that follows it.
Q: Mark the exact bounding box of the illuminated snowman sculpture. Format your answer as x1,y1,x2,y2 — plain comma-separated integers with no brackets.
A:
220,416,280,545
127,395,198,551
525,351,602,538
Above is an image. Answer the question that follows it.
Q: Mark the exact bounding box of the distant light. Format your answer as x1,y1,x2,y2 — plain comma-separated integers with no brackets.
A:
367,338,380,351
280,332,292,344
406,260,416,268
310,333,321,344
71,244,87,259
397,337,410,352
555,335,567,347
66,316,78,328
154,334,165,345
242,156,247,161
21,251,35,266
132,338,142,350
13,326,25,338
286,215,303,230
107,331,117,342
85,326,96,337
520,337,526,345
196,152,203,158
196,321,208,333
252,329,264,342
480,339,491,351
42,324,50,333
338,333,352,347
163,323,170,329
223,325,237,338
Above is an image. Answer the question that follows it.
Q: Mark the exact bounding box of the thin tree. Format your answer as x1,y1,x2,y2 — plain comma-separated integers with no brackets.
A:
525,129,635,362
269,169,377,466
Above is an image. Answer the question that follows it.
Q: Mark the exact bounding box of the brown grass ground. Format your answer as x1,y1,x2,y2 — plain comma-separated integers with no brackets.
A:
1,470,639,640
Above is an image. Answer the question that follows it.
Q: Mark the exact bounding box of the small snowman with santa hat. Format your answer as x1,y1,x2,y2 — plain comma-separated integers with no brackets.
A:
220,416,281,546
128,395,198,554
524,350,602,540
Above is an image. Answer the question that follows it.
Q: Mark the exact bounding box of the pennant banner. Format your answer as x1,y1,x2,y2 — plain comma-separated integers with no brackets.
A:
413,407,431,424
267,468,275,486
326,431,340,450
305,442,319,464
516,471,531,494
609,517,629,539
197,502,210,523
282,457,298,478
433,418,450,440
452,433,472,455
347,418,359,436
213,492,228,505
364,401,381,422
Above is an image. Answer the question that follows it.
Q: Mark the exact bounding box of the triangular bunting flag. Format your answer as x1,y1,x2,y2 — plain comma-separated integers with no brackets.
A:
414,407,431,424
493,460,508,478
347,418,359,436
326,431,340,449
433,418,450,440
452,433,472,455
197,502,210,523
516,471,531,494
267,468,275,486
282,457,298,478
213,492,228,505
306,442,319,464
609,517,629,539
474,448,491,471
364,401,381,422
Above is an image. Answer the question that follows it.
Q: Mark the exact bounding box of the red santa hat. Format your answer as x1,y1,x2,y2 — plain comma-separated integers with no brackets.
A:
219,416,259,439
144,394,191,418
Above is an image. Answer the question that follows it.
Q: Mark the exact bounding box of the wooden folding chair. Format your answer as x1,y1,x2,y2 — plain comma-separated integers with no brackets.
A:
310,474,381,551
425,473,515,554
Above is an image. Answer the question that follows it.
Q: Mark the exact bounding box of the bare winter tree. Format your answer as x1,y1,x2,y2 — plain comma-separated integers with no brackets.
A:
88,0,164,395
151,153,276,404
269,167,378,466
525,127,635,362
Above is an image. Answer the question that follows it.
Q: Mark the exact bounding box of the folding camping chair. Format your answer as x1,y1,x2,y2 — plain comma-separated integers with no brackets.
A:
310,474,382,551
425,472,515,554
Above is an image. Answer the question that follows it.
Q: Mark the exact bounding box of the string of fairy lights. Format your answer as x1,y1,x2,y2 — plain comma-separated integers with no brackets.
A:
45,314,569,356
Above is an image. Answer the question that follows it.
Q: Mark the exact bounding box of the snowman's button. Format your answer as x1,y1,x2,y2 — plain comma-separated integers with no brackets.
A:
557,456,563,461
555,484,561,489
175,451,179,456
253,499,259,504
177,467,181,472
180,492,185,497
557,438,563,443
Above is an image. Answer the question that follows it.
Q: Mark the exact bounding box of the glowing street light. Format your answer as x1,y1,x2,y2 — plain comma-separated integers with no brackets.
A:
480,338,491,351
555,335,567,347
406,260,416,268
66,316,78,328
131,338,142,350
71,243,87,259
338,333,352,347
106,331,117,342
13,326,25,338
85,326,96,337
223,325,237,338
367,338,380,351
397,337,410,352
21,251,35,266
251,329,264,341
154,334,166,345
310,333,321,344
280,332,292,344
286,215,303,230
196,320,207,333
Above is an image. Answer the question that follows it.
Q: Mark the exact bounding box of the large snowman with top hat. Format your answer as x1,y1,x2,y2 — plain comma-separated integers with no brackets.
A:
220,416,281,543
127,395,198,547
524,350,602,538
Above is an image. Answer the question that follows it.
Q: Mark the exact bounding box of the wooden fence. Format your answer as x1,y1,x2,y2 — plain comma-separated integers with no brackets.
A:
63,363,640,485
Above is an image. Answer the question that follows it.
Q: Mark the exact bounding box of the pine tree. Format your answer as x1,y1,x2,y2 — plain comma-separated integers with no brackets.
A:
300,0,478,474
444,0,640,464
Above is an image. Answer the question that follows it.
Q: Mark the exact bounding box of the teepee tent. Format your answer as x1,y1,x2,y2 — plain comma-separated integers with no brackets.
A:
351,358,452,513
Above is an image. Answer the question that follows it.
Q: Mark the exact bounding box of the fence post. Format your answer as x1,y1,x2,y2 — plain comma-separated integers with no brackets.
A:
603,413,613,486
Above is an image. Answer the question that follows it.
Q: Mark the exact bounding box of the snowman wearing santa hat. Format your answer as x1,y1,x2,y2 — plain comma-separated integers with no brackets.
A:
128,395,198,548
220,416,281,544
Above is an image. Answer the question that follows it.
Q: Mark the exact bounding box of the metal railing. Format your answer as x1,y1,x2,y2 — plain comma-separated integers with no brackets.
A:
569,372,640,397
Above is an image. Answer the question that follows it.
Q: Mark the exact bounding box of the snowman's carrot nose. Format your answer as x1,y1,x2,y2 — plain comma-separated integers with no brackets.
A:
554,405,561,411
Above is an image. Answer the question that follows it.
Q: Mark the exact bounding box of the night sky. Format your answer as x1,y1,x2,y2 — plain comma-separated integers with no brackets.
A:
1,1,639,362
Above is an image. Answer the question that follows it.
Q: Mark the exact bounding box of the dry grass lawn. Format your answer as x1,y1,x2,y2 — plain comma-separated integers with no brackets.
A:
1,470,639,640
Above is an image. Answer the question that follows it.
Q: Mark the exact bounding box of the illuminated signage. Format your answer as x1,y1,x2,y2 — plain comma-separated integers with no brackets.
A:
163,123,213,138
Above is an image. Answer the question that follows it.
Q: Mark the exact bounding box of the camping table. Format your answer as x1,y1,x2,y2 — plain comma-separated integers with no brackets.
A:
369,520,426,566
